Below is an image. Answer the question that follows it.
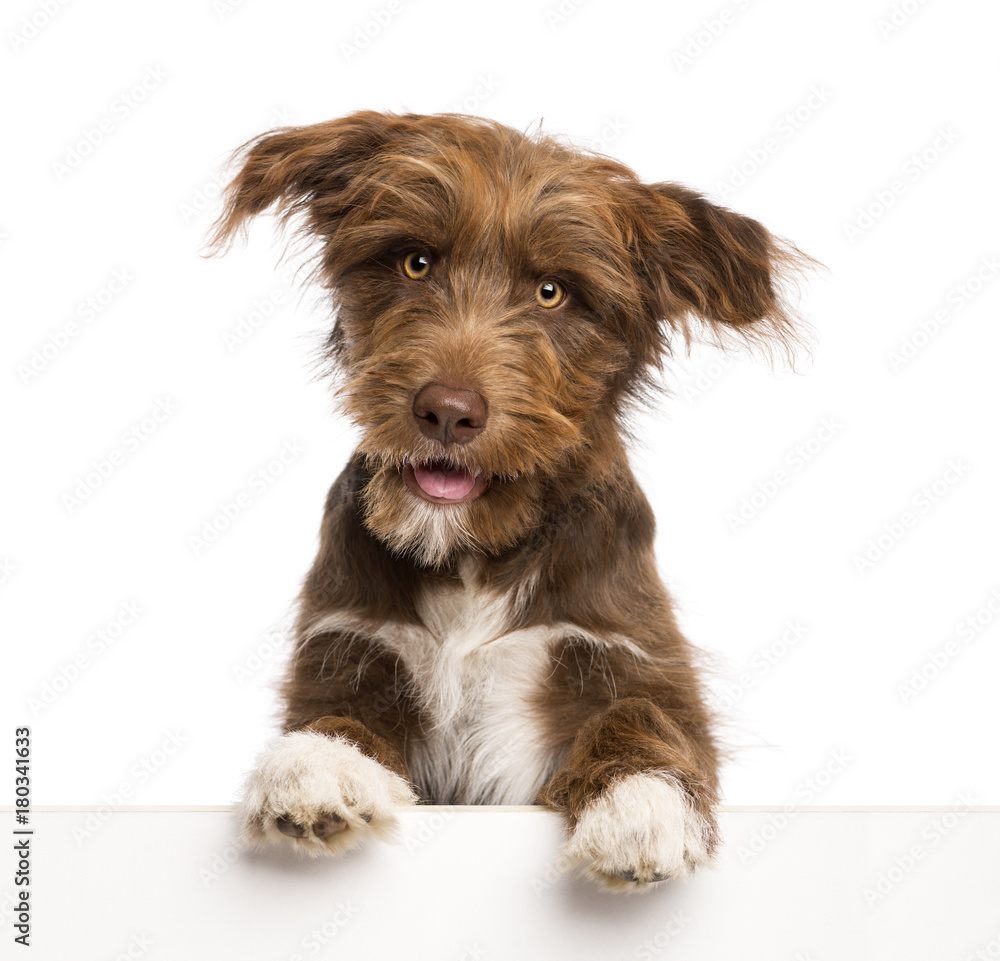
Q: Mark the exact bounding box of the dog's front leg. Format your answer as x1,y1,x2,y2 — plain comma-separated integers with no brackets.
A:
540,697,720,891
237,715,416,857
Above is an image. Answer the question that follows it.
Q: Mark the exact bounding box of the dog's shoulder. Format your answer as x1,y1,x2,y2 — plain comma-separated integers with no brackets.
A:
322,454,372,514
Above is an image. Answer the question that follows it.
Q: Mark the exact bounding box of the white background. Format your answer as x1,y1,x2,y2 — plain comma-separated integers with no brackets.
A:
3,0,999,813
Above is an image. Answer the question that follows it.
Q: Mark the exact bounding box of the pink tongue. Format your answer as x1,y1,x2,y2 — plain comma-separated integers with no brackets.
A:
413,462,476,500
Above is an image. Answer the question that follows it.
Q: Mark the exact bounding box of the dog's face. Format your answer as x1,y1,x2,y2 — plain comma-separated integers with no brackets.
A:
211,112,804,565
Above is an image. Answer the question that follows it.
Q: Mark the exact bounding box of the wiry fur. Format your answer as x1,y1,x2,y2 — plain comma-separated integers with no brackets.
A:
210,111,809,889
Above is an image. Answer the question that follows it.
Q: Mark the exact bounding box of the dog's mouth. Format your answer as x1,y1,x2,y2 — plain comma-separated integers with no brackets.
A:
402,458,489,506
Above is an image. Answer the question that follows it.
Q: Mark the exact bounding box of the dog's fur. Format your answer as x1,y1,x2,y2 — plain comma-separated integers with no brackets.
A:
210,111,806,891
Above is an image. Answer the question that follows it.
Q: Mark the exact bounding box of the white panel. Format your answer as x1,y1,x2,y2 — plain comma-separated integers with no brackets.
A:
3,806,999,960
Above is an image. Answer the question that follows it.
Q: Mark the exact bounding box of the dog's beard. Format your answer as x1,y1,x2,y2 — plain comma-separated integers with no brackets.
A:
359,459,543,568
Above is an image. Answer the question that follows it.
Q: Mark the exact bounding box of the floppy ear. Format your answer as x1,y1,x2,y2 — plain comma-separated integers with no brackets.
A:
642,182,811,356
205,111,396,255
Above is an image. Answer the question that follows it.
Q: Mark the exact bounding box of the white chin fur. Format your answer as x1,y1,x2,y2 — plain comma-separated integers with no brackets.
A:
564,773,713,893
237,730,416,858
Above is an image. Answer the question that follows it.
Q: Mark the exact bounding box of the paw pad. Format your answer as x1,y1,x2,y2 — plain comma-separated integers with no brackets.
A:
274,812,348,840
613,868,671,884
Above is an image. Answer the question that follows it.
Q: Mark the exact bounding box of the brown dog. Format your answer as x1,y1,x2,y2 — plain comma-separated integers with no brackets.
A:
210,111,805,891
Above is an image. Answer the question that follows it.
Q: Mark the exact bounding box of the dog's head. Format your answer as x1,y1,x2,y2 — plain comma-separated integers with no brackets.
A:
210,111,808,566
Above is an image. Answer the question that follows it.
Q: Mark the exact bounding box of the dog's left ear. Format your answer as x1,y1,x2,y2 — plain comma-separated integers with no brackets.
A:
639,182,811,355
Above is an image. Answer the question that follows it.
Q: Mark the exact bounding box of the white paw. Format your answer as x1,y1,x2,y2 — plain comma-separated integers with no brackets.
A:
564,773,714,892
237,730,416,857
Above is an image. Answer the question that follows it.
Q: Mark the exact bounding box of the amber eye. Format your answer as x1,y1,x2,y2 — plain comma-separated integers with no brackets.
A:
535,279,566,308
402,251,432,280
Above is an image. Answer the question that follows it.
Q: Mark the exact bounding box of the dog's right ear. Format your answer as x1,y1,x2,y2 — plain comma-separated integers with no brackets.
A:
205,111,395,255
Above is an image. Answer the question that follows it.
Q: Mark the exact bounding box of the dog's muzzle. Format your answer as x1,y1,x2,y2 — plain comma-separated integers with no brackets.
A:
405,383,490,505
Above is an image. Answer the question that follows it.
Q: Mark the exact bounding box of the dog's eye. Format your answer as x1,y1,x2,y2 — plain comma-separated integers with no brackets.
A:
401,251,432,281
535,279,566,309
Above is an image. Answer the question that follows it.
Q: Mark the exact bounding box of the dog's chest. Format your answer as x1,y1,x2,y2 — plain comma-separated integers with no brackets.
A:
383,565,561,804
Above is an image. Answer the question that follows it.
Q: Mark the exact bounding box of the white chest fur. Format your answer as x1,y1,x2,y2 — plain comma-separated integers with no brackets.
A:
303,561,643,804
386,563,562,804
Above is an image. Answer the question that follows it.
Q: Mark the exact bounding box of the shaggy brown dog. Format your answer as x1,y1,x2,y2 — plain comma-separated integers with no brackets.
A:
210,111,806,891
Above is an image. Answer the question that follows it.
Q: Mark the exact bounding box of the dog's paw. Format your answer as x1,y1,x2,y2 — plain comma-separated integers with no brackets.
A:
237,730,416,857
564,773,715,893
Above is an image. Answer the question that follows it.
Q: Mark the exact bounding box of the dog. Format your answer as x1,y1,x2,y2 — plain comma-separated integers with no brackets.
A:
209,111,806,891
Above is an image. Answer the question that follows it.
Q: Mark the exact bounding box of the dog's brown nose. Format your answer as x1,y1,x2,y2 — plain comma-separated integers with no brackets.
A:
412,383,487,446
